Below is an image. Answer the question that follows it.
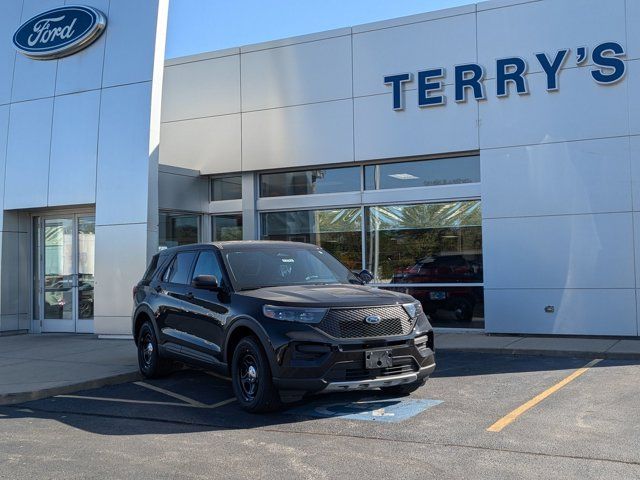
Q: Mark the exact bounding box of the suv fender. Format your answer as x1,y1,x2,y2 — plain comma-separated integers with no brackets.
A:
224,317,278,372
132,304,160,344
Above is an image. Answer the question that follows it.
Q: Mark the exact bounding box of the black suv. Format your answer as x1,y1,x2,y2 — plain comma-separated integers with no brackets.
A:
132,241,435,412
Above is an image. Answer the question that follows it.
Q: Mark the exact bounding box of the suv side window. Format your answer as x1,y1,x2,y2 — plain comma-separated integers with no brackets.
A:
162,252,197,285
191,250,224,285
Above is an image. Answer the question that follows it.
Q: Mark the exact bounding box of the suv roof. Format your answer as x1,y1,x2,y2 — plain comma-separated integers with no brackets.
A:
158,240,319,255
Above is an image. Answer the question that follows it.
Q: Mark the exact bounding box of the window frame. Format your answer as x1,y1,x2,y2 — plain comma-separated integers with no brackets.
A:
210,174,243,202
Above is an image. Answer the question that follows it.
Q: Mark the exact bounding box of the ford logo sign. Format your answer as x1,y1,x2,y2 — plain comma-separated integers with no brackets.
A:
13,6,107,60
364,315,382,325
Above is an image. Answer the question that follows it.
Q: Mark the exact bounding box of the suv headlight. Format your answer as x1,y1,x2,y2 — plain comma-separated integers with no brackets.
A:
262,305,328,324
403,301,423,319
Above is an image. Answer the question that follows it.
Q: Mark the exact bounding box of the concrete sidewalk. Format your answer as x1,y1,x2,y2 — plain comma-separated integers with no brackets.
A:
437,332,640,359
0,334,139,406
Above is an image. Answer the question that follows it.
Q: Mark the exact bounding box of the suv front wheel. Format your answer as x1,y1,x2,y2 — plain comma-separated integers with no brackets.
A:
231,336,281,413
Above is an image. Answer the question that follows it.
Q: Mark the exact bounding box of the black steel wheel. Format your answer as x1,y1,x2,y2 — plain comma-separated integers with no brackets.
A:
231,336,280,413
137,321,172,378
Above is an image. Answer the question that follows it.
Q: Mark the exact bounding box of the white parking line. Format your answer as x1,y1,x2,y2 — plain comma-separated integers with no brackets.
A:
55,393,236,409
56,395,196,408
134,381,208,407
205,371,231,382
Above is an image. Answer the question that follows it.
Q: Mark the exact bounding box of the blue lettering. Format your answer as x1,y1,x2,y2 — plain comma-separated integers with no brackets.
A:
496,57,528,97
418,68,446,107
591,42,626,84
535,49,569,91
384,73,413,110
454,63,485,102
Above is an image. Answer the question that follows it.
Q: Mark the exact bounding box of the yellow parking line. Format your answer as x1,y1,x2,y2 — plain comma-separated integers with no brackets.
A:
134,381,208,407
487,358,603,433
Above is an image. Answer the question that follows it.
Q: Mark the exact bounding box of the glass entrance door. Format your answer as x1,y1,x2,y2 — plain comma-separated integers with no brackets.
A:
34,214,95,333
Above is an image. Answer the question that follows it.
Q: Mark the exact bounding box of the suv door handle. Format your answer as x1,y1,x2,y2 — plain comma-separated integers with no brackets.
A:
185,292,194,299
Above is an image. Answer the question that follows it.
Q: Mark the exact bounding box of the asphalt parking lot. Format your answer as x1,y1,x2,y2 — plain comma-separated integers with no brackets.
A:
0,351,639,479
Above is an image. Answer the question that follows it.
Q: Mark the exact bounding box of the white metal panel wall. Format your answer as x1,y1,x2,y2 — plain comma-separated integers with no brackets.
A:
55,0,110,96
477,0,637,336
352,7,476,97
48,90,101,206
477,0,627,78
4,98,52,209
241,34,353,110
94,0,169,336
0,2,22,105
629,0,640,60
629,60,640,136
161,52,240,122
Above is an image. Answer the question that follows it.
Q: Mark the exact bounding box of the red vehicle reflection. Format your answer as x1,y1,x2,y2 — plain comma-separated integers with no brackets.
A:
390,254,482,322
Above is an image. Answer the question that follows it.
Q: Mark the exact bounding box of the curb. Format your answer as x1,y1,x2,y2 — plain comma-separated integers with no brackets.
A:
0,371,141,406
438,347,640,360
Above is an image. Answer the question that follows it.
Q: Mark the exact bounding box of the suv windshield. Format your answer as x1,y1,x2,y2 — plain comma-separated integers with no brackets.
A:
221,245,360,291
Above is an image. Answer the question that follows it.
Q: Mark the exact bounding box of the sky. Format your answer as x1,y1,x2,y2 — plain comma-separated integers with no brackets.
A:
165,0,474,58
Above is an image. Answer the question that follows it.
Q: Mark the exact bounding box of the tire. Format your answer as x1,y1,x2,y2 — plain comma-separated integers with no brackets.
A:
379,378,427,396
452,298,474,322
137,321,173,378
231,336,281,413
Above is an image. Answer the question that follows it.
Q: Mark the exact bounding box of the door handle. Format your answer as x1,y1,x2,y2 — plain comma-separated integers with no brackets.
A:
154,285,162,293
185,292,194,299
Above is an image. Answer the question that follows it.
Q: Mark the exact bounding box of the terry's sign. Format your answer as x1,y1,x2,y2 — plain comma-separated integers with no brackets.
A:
384,42,626,110
13,6,107,60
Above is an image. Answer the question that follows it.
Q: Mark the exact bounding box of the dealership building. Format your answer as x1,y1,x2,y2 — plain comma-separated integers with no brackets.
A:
0,0,639,338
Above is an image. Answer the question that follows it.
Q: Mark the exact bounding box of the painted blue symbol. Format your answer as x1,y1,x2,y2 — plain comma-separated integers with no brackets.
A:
285,397,443,423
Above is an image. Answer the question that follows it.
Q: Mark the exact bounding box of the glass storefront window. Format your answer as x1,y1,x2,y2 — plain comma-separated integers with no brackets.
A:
260,208,362,271
212,214,243,241
365,201,483,328
211,175,242,201
159,212,200,250
260,166,361,197
364,156,480,190
365,201,482,284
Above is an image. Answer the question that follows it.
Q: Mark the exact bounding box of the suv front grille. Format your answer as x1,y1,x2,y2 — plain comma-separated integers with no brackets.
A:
315,305,415,339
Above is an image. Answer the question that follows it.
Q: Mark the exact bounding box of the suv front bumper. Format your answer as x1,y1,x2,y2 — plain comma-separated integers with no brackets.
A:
271,332,435,394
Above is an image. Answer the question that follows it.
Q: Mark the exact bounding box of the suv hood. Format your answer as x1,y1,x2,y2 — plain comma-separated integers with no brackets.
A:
235,284,414,307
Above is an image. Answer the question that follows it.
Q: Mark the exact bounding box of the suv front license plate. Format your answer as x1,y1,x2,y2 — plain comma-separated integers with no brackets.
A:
365,350,393,369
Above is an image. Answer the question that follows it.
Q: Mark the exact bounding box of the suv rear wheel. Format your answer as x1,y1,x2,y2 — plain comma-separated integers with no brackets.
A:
231,336,280,413
137,321,172,378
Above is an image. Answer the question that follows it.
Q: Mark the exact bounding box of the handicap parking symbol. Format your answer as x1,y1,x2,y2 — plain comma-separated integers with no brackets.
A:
286,397,442,423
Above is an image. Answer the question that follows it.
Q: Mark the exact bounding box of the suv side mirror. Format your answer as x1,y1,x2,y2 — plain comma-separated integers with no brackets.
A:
192,274,219,291
358,269,374,284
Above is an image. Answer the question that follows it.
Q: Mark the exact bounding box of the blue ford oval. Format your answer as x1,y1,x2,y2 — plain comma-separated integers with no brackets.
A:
13,5,107,60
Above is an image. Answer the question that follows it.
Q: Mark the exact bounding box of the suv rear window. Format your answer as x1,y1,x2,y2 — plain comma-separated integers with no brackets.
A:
162,251,197,285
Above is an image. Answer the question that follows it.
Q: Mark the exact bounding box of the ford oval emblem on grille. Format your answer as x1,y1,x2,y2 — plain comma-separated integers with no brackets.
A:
364,315,382,325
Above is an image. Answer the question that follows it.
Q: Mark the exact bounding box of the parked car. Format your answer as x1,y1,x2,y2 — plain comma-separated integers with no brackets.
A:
132,241,435,412
391,254,482,322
